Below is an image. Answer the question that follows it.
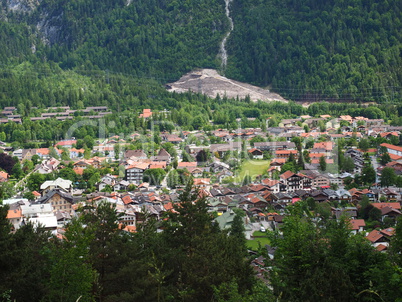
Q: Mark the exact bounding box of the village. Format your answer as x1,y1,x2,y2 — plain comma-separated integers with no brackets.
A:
2,107,402,257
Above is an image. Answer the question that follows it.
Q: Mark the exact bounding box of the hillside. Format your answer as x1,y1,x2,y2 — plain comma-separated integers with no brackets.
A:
167,69,287,102
227,0,402,102
0,0,400,104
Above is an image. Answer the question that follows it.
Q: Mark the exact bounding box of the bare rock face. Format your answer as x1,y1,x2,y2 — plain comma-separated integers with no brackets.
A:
167,69,287,103
36,12,65,45
6,0,40,12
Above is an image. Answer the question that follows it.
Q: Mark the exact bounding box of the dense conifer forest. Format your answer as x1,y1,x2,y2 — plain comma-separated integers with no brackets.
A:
0,0,400,103
227,0,401,101
1,1,402,301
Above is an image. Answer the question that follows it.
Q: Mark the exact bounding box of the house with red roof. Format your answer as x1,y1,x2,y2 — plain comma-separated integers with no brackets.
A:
125,162,150,184
280,171,311,191
0,171,8,182
261,179,282,193
380,132,399,139
380,143,402,157
275,149,298,159
348,219,366,234
248,148,263,159
139,109,153,118
371,202,402,221
366,227,395,248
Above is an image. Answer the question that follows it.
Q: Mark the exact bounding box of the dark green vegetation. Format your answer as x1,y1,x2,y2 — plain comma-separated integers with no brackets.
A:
228,0,402,101
0,185,267,302
3,95,402,149
2,189,402,301
0,0,226,82
270,201,402,301
0,0,400,104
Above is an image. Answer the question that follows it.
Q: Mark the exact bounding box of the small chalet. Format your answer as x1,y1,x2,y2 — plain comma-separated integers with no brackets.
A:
248,148,263,159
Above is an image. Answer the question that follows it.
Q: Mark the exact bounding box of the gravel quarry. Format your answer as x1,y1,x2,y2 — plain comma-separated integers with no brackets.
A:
166,69,288,103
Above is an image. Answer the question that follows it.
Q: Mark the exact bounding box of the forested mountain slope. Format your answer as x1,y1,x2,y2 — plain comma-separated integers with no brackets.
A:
227,0,402,101
30,0,227,80
0,0,400,104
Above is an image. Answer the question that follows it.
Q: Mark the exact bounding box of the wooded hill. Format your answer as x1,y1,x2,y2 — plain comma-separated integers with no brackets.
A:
227,0,402,101
0,0,400,104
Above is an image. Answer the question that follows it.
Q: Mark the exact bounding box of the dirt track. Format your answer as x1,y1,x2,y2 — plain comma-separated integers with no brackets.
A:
166,69,288,103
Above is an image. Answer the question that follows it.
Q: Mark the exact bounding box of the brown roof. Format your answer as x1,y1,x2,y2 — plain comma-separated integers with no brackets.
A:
158,149,170,157
262,179,280,187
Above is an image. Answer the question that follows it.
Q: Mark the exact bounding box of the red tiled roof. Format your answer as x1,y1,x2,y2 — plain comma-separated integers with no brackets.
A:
55,140,77,147
123,225,137,233
372,203,401,210
311,158,334,164
36,148,50,155
380,132,399,138
366,230,384,243
149,162,167,169
376,244,387,251
381,227,395,237
313,141,333,151
177,162,197,169
275,150,298,155
122,195,132,205
270,158,287,164
280,170,295,179
262,179,280,187
309,153,325,158
139,109,152,118
349,219,366,230
164,202,174,211
193,178,210,186
380,143,402,153
7,209,22,219
126,162,149,170
389,153,402,161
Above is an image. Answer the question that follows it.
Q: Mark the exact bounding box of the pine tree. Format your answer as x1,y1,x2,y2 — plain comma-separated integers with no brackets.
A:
161,183,253,301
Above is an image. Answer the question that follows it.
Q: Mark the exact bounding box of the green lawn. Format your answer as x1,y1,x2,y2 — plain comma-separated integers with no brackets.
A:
235,160,270,183
246,230,271,250
252,231,267,237
247,237,271,251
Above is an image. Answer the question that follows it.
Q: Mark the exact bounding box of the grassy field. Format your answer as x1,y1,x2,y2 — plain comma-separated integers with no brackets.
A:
246,230,271,251
235,160,270,183
252,231,267,237
247,236,270,251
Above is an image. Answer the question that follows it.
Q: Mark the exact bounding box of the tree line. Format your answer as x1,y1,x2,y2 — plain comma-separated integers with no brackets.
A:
2,185,402,301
